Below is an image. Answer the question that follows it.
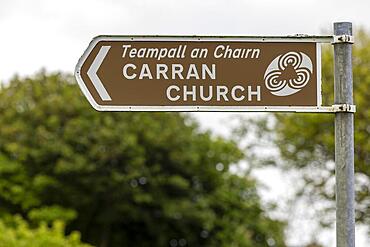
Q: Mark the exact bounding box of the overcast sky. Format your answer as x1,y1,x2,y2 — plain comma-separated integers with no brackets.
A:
1,0,369,246
1,0,370,81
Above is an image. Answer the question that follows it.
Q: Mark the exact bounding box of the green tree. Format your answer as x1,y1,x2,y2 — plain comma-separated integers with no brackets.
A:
246,30,370,230
0,215,91,247
0,72,286,246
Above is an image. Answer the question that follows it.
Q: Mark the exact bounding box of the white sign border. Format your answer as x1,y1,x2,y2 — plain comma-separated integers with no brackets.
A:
75,35,332,113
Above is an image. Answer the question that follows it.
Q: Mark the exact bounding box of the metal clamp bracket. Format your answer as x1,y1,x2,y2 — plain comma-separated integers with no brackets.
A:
332,104,356,113
332,35,354,44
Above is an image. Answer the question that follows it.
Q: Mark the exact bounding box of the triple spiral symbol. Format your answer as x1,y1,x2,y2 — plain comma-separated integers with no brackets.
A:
264,52,313,96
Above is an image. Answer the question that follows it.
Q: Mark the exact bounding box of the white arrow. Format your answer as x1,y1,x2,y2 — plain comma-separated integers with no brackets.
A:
87,45,112,101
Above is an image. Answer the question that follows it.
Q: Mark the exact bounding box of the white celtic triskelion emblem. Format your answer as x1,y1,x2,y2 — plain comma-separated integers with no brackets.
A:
264,52,313,96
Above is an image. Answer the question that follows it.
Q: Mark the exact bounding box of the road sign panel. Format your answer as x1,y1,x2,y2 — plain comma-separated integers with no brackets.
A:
75,36,322,111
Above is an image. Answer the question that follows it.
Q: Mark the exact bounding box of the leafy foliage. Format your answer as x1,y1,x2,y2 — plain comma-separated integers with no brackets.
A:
0,215,91,247
0,72,286,246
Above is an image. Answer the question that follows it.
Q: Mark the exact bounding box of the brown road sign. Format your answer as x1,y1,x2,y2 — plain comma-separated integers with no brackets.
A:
75,36,323,112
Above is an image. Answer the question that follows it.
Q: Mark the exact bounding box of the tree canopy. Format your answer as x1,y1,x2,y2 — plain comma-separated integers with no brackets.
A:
0,72,285,246
0,216,91,247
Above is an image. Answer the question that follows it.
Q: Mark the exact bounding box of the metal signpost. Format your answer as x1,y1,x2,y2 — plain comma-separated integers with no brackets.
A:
75,22,355,246
333,22,355,247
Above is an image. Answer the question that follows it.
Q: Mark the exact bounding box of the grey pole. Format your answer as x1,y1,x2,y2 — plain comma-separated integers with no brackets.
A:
333,22,355,247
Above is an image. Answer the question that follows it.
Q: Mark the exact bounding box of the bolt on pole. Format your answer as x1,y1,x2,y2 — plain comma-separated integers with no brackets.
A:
333,22,355,247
